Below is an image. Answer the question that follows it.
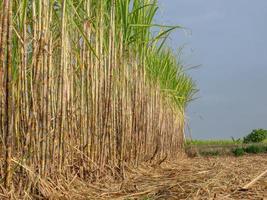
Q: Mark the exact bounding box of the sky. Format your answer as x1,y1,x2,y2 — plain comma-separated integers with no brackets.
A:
156,0,267,139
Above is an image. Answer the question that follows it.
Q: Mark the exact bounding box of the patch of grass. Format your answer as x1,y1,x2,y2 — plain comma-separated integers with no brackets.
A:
232,147,245,157
244,145,266,154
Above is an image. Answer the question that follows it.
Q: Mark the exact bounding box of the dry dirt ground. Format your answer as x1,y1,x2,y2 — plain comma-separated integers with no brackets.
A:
83,155,267,200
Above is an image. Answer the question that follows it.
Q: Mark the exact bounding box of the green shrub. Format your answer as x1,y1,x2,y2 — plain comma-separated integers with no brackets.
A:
232,147,245,156
244,145,265,154
243,129,267,144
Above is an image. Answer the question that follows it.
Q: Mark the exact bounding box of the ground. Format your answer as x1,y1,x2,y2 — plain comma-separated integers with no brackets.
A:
84,155,267,200
2,154,265,199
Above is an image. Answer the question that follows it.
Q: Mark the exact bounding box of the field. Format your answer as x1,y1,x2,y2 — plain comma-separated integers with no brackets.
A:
185,140,241,146
0,0,195,197
185,139,267,157
186,139,267,146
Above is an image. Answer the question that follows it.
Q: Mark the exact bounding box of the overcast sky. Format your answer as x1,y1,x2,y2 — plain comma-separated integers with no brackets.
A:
156,0,267,139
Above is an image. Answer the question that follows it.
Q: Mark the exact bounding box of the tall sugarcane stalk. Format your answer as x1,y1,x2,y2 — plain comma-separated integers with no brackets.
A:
3,0,13,190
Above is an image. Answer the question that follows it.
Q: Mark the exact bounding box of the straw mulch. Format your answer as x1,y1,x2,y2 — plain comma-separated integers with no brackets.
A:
1,155,266,199
81,155,267,200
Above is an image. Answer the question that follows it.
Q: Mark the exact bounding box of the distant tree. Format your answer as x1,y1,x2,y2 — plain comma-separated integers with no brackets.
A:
243,129,267,143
